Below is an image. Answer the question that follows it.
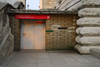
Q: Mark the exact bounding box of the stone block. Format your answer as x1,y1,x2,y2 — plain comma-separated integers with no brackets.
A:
77,18,100,26
75,0,100,55
84,0,100,7
75,44,100,54
79,37,100,46
76,27,83,34
79,8,100,17
77,27,100,36
75,36,81,43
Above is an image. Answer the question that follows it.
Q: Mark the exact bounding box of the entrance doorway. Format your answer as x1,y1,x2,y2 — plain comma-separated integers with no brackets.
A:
20,20,45,50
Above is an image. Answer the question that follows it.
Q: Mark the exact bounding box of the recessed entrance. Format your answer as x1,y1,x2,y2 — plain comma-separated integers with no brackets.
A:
20,20,46,50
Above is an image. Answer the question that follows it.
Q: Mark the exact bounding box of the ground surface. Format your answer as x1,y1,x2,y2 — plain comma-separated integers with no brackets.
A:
1,50,100,67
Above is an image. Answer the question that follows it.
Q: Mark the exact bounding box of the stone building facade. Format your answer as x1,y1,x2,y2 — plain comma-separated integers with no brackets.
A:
56,0,100,54
4,0,100,55
75,0,100,54
8,9,78,50
39,0,58,9
0,1,25,65
0,1,100,66
46,14,78,50
0,3,14,65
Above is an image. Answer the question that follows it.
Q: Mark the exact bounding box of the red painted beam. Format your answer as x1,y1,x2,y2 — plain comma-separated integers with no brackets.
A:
15,14,50,19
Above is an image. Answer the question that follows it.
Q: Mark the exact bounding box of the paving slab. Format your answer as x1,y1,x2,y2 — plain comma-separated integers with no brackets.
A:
90,49,100,60
1,51,100,67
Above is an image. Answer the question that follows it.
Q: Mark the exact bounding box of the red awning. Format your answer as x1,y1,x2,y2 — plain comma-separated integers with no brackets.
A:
15,14,50,19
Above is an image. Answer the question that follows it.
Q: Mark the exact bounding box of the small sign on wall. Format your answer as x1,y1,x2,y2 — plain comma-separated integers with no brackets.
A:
51,25,61,30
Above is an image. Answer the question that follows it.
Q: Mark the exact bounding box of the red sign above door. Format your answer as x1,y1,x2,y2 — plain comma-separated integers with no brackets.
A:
15,14,50,19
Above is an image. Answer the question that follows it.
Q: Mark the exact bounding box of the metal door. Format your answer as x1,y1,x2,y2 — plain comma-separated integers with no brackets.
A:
21,20,45,49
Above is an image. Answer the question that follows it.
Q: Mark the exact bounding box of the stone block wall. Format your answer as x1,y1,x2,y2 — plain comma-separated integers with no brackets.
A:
0,7,14,65
9,15,20,51
40,0,57,9
46,14,78,50
75,0,100,54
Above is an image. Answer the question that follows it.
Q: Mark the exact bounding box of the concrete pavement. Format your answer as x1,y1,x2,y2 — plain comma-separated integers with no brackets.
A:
1,51,100,67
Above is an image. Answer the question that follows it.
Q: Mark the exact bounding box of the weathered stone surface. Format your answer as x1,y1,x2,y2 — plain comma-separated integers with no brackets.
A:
77,18,100,26
75,36,81,43
75,44,100,54
58,0,79,10
90,48,100,59
77,27,100,36
76,27,83,34
79,8,100,17
67,1,84,12
0,33,14,65
0,27,10,50
0,7,14,65
0,0,17,5
84,0,100,7
62,0,100,55
79,37,100,46
0,17,3,33
56,0,83,11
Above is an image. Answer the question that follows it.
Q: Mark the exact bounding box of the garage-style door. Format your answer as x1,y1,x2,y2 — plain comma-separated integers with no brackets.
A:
21,20,45,50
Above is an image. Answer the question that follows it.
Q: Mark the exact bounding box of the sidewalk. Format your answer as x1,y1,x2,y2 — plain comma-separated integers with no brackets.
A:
1,51,100,67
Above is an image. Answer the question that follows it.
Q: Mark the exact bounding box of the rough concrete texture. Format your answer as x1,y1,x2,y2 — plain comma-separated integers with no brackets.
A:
77,27,100,36
90,49,100,59
77,18,100,26
75,0,100,54
0,7,14,65
84,0,100,6
1,51,100,67
67,1,84,12
56,0,83,11
0,20,3,33
79,8,100,17
75,36,81,43
0,33,14,65
79,37,100,46
75,45,100,54
0,0,17,5
76,27,83,34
